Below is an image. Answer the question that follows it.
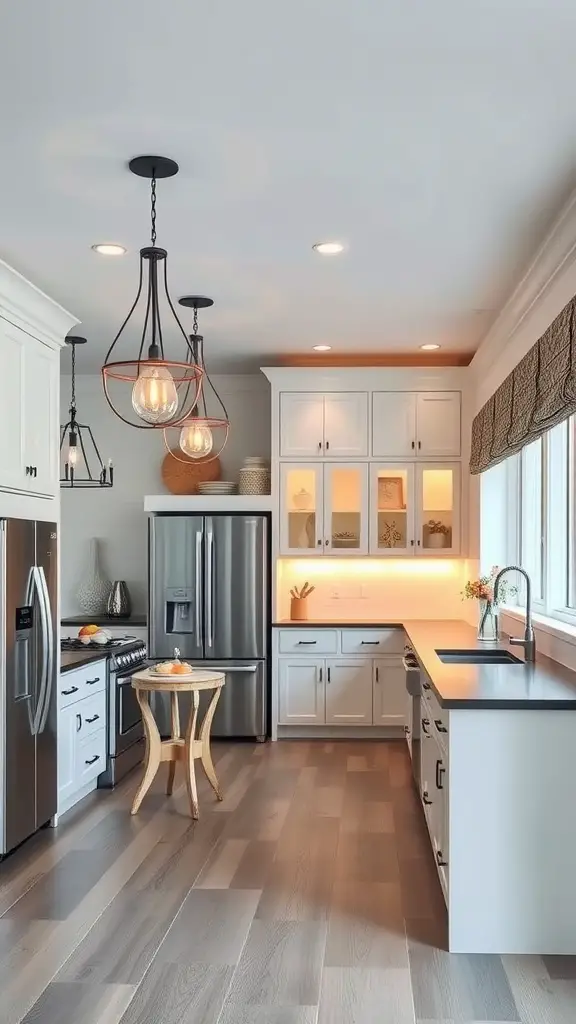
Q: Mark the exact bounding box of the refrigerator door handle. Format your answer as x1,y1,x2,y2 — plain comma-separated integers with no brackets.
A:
30,568,49,736
206,528,214,649
202,665,259,673
195,531,202,642
36,566,54,735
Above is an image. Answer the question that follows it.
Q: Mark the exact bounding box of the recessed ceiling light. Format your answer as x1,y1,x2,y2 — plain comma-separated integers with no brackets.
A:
91,243,127,256
312,242,344,255
419,343,441,351
313,344,332,352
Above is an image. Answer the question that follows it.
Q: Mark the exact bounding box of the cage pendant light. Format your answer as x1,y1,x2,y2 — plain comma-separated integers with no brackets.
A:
101,156,203,429
163,296,229,464
60,337,113,488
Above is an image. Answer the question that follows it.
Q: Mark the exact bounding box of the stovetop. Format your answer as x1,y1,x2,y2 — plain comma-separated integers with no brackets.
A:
61,636,147,671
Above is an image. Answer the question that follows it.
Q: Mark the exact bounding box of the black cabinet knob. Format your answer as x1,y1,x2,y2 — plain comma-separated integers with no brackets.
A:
422,791,432,806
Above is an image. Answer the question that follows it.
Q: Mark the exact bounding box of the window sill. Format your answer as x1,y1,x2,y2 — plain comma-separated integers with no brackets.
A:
498,605,576,648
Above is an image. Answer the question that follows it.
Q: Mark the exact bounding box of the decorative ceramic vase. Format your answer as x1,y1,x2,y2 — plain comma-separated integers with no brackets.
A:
107,580,132,618
293,488,312,510
238,457,270,495
428,532,447,549
76,538,110,615
477,598,498,642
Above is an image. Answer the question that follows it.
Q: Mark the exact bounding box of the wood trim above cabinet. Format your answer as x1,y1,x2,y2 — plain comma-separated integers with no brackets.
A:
277,352,473,367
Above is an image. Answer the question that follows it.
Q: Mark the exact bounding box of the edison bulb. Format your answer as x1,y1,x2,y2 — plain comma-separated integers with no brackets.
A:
179,420,214,459
67,445,79,467
132,363,178,424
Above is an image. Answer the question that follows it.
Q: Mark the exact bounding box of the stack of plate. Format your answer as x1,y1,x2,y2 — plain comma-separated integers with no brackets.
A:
198,481,237,495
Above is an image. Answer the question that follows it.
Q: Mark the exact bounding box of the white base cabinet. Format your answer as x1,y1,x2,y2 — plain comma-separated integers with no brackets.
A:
57,659,107,815
278,659,325,725
325,660,372,725
373,658,406,726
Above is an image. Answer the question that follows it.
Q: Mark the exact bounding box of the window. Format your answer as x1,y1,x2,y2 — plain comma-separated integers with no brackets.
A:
483,415,576,627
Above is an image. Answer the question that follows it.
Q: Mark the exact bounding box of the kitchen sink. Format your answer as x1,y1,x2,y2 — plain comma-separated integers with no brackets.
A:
435,649,523,665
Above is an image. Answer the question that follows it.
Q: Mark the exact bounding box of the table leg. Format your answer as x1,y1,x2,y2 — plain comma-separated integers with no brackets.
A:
199,685,223,801
131,690,162,815
166,691,181,796
184,690,200,819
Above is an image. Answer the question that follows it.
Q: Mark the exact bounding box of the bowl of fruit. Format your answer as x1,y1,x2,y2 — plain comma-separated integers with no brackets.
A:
151,649,194,679
78,625,112,646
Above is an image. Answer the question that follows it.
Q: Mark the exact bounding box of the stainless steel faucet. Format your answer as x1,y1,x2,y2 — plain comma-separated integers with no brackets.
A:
493,565,536,662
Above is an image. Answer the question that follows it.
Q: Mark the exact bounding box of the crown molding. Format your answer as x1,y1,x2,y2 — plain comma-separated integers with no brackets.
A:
471,187,576,380
0,257,78,347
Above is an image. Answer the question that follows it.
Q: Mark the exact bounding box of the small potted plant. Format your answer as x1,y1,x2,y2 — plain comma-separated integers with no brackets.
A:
462,566,517,642
426,520,450,549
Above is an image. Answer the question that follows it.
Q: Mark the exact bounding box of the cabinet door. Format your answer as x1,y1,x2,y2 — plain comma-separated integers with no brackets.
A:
324,393,368,458
280,394,324,458
325,660,373,725
416,392,461,458
25,341,58,496
369,464,415,555
324,463,368,555
58,703,80,808
278,659,325,725
420,717,436,831
280,464,324,555
430,733,449,895
373,658,406,726
372,392,416,459
416,464,460,555
0,318,26,490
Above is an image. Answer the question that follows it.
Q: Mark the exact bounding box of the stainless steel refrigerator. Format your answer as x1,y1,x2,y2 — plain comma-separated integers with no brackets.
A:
148,514,269,739
1,518,57,856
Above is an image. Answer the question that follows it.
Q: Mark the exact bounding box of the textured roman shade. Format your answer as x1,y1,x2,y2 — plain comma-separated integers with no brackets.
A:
470,296,576,474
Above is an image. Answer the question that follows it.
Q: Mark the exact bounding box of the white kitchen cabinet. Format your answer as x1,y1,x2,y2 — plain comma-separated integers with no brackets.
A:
280,462,368,556
369,464,415,555
279,392,368,458
372,391,461,460
57,659,107,815
325,659,373,725
416,463,461,556
278,659,325,725
57,703,80,809
416,392,461,458
372,392,416,459
369,462,460,556
0,317,59,498
372,658,406,726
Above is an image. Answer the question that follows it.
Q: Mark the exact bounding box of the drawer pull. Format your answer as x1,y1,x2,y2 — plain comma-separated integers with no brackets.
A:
85,754,100,766
422,681,431,690
361,640,379,645
86,677,100,685
434,719,447,733
76,713,82,732
62,686,79,696
422,718,430,734
436,850,448,868
435,759,445,790
86,714,100,724
297,640,317,645
422,791,432,806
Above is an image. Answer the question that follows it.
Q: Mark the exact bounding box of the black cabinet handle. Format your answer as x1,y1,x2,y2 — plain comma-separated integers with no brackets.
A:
410,539,414,546
325,440,330,451
33,467,37,477
25,466,30,476
317,539,322,546
297,640,317,645
62,685,79,696
85,754,100,766
76,713,82,732
86,677,100,685
411,440,415,449
422,791,432,806
422,718,430,734
375,666,379,683
327,667,331,683
86,714,100,724
403,724,409,734
436,850,448,867
318,441,322,451
418,440,421,450
361,641,379,645
435,759,445,790
422,681,431,690
434,719,447,733
319,667,323,683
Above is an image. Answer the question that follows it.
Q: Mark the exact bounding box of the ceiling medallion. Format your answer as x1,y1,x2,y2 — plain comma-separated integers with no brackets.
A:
101,155,203,429
163,297,230,464
61,337,113,488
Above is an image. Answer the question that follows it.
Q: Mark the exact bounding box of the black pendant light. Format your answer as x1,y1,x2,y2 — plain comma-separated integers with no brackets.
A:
101,156,203,429
61,337,113,488
163,297,230,464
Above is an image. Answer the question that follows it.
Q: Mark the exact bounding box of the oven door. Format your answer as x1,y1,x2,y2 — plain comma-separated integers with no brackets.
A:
114,671,144,755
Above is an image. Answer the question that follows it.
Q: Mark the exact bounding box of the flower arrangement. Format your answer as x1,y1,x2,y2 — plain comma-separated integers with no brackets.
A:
462,566,517,604
427,519,450,535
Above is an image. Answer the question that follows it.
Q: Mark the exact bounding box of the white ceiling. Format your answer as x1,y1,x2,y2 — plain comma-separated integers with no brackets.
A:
1,1,576,372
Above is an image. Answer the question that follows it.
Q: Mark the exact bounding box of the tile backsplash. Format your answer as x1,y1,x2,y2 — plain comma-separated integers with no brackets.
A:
277,558,468,621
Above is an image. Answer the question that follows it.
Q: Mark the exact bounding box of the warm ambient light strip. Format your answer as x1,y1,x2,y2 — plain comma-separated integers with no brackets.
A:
278,558,461,577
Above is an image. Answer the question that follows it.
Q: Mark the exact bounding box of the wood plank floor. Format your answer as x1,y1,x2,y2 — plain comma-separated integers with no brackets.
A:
1,740,575,1023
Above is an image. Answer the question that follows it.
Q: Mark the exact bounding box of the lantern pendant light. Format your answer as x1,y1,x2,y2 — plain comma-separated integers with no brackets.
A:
163,296,230,464
101,156,203,429
60,337,113,488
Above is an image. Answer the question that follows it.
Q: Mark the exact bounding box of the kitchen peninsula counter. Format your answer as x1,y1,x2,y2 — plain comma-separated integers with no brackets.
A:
61,650,110,674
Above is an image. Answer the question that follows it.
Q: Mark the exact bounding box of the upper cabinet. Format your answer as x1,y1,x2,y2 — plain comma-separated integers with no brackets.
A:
280,392,368,459
372,391,460,459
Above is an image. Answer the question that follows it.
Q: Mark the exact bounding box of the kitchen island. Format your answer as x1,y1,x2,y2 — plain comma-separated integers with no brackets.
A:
273,618,576,954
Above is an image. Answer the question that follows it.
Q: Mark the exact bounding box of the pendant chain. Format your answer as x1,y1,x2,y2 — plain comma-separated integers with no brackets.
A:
150,174,157,246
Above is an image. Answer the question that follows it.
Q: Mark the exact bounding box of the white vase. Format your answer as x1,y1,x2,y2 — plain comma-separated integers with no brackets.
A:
76,538,111,615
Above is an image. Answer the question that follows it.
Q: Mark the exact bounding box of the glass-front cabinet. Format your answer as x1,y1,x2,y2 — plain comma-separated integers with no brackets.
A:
416,463,460,556
369,465,415,556
280,463,368,555
369,463,460,556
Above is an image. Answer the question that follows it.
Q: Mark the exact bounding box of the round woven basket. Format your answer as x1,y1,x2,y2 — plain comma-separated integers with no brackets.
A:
238,466,270,495
161,450,222,494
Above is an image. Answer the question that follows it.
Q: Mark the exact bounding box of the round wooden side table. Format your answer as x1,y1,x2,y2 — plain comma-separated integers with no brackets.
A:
130,669,225,819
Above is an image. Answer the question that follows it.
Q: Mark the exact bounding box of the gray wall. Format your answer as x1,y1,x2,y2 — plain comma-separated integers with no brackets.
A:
60,373,270,615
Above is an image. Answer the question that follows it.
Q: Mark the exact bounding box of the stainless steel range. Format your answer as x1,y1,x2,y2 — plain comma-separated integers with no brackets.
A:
61,636,147,787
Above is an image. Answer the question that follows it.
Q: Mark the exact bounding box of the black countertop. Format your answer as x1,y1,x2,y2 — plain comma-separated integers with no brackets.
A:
274,618,576,710
62,614,147,627
61,650,110,674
